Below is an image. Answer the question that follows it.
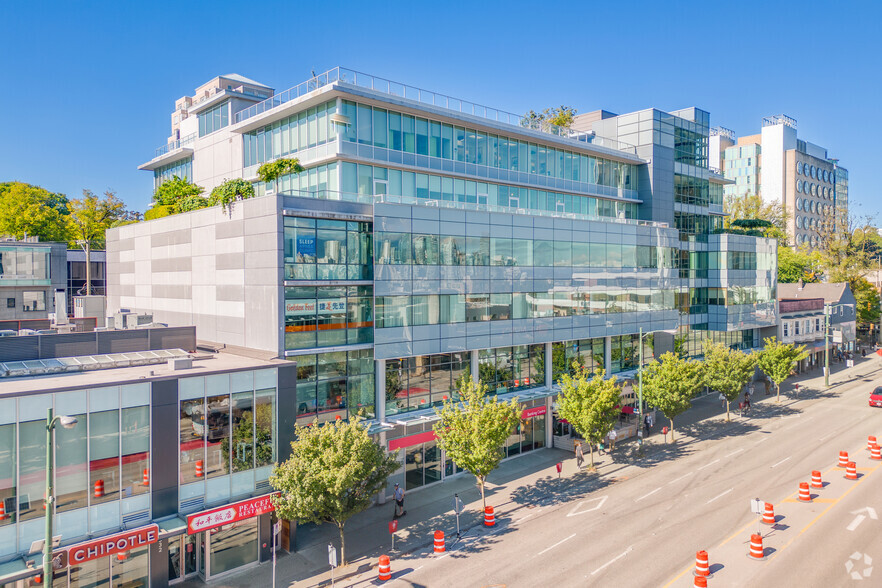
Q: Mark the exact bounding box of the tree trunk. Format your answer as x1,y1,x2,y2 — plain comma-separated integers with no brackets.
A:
84,241,92,298
726,401,730,422
775,382,780,403
478,476,486,510
670,419,675,442
589,442,595,469
338,522,346,565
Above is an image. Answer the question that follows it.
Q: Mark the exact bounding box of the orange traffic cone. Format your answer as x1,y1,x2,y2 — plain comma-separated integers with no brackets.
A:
869,436,877,451
872,444,881,461
811,470,824,488
838,451,849,467
798,482,812,502
693,550,711,577
433,530,445,553
378,555,391,581
748,533,766,560
762,502,776,525
195,460,204,478
143,468,150,486
845,461,858,480
0,501,5,520
694,575,708,588
484,506,495,527
94,479,105,498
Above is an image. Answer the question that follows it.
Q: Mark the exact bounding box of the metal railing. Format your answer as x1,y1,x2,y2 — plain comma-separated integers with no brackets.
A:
278,188,668,228
234,67,636,154
154,133,196,158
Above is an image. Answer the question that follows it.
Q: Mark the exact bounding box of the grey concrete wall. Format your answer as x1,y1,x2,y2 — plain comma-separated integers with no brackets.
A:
107,195,283,354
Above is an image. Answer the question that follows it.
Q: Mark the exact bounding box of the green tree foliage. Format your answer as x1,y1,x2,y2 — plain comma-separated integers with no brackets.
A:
521,106,578,131
68,190,126,295
257,158,304,193
816,214,877,286
209,178,256,212
433,378,520,510
756,337,809,400
555,365,621,469
221,403,273,472
150,175,209,215
144,205,174,221
0,182,72,242
724,193,788,242
269,417,399,564
702,341,757,421
640,352,704,441
777,244,821,283
852,277,881,326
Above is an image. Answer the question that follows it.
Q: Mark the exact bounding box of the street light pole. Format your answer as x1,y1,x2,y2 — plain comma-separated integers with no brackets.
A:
43,409,77,588
638,326,644,451
824,305,830,388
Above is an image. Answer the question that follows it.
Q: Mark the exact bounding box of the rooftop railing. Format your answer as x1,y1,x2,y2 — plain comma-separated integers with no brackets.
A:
278,188,668,228
154,133,196,158
235,67,636,154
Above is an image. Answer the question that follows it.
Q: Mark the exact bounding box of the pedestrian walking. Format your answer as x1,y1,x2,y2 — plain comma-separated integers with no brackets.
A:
718,392,726,409
393,483,406,518
608,428,617,451
575,440,584,469
643,414,651,438
749,383,755,397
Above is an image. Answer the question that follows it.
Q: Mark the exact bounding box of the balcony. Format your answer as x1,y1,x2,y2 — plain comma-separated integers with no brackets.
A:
234,67,637,155
155,133,196,158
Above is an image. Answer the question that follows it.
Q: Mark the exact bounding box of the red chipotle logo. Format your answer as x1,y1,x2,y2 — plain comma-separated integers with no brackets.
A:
67,524,159,564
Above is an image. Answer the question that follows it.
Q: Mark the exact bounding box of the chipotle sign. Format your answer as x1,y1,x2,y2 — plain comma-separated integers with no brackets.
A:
67,524,159,564
187,493,279,534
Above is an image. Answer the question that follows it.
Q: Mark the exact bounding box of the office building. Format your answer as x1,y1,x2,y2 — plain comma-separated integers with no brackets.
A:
120,68,778,499
711,115,848,249
0,239,67,328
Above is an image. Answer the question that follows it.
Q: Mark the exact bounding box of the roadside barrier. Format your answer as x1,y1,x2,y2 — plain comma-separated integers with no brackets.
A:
811,470,824,488
693,575,708,588
143,468,150,486
433,530,445,553
748,533,766,560
846,461,858,480
94,479,105,498
838,451,849,467
693,550,711,577
762,502,776,525
484,506,495,527
378,555,391,581
798,482,812,502
871,444,881,461
195,461,203,478
869,436,877,451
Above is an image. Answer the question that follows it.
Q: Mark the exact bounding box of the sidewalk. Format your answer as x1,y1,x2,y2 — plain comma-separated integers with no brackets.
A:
186,351,882,588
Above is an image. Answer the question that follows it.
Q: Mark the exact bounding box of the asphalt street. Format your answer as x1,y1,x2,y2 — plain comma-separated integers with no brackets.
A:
342,359,882,587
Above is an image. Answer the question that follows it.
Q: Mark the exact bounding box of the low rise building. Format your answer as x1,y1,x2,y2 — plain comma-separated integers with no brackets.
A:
0,240,67,328
777,282,857,359
778,294,825,371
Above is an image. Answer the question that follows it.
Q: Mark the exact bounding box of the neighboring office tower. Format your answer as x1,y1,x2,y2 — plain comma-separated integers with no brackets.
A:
713,114,848,249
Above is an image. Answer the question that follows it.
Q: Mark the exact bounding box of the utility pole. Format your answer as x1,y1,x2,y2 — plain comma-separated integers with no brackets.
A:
638,326,644,452
825,304,830,388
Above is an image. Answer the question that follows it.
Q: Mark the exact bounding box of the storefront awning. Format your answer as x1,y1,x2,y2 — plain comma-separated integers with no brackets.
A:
0,558,40,585
157,515,189,539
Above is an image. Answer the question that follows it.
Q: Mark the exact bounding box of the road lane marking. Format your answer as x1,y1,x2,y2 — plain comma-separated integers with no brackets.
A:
566,495,608,517
537,533,576,556
705,488,733,504
847,514,866,531
697,459,720,471
635,487,662,502
590,546,632,576
725,448,744,458
667,472,693,485
771,457,791,468
754,437,769,445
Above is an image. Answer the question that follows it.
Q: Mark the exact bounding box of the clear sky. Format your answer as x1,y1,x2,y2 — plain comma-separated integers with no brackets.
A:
2,0,879,217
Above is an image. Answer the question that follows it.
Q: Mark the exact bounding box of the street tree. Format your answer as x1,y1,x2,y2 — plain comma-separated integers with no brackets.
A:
0,182,71,242
778,244,822,283
702,340,757,421
555,364,621,469
851,277,881,332
257,158,304,194
68,190,126,296
433,378,520,510
209,178,256,212
269,417,399,565
640,352,705,441
756,337,809,401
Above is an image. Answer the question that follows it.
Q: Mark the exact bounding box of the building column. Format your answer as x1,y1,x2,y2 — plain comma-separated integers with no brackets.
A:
376,359,386,424
545,395,553,448
544,342,553,390
604,336,612,375
471,350,479,384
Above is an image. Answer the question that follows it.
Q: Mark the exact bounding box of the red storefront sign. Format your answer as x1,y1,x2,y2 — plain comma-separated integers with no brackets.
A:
187,493,279,534
388,430,437,451
521,406,547,419
67,524,159,565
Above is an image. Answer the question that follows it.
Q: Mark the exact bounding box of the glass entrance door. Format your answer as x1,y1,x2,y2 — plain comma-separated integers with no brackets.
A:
169,534,200,584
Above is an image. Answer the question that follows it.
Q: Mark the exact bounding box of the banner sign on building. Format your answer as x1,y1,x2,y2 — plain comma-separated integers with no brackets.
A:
296,236,316,258
286,300,346,316
521,406,547,419
187,493,279,534
66,524,159,565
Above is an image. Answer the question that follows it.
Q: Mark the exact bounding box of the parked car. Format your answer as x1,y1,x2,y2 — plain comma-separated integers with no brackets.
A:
869,387,882,408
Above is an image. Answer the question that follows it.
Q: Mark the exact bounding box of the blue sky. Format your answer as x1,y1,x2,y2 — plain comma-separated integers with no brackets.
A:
2,0,879,218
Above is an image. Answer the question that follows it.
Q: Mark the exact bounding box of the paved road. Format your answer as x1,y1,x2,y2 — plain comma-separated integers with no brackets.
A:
344,360,882,587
